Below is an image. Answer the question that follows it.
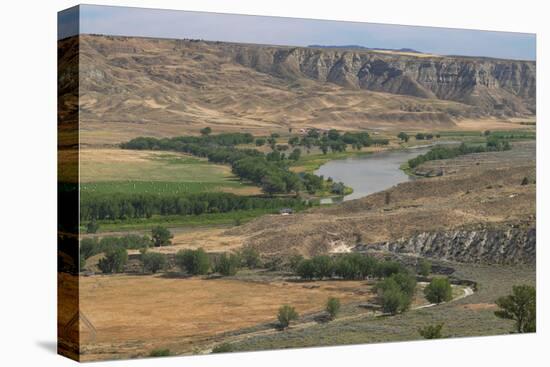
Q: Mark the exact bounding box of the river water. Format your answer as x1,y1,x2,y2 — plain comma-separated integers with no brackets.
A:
315,145,435,202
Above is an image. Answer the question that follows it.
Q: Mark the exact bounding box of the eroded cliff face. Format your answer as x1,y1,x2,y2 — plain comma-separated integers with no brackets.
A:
357,226,535,265
232,45,536,116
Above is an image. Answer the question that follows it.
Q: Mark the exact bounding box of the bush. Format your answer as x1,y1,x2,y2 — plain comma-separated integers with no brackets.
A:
418,323,444,339
86,220,99,234
141,252,167,274
212,343,234,353
397,132,409,142
326,297,341,320
495,285,536,333
149,349,170,357
424,277,453,304
80,238,99,260
214,253,240,276
151,226,173,247
418,259,432,276
98,247,128,274
175,248,210,275
239,247,261,269
277,305,299,329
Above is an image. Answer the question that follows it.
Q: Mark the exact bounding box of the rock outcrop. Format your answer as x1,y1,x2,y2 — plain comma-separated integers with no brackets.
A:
357,226,536,265
232,45,536,116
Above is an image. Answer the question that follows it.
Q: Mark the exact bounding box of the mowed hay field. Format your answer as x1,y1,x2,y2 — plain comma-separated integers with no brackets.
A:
78,275,371,360
79,148,260,195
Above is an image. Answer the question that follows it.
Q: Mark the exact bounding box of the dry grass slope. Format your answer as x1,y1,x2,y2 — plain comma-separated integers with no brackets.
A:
72,35,535,144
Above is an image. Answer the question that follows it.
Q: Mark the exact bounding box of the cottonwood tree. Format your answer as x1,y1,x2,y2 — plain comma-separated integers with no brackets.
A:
151,226,173,247
424,277,453,304
98,247,128,274
495,285,536,333
141,252,167,274
175,248,210,275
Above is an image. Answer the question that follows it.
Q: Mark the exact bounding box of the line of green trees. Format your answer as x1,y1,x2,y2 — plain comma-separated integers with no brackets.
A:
80,192,306,221
174,247,262,276
121,134,324,195
290,129,389,154
80,227,175,271
293,254,422,315
295,253,407,281
408,139,512,169
120,132,254,149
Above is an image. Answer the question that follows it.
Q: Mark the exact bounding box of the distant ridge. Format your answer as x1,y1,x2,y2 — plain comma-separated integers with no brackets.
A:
308,44,423,54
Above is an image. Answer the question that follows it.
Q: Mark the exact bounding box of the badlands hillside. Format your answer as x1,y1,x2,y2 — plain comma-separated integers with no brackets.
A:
57,35,536,144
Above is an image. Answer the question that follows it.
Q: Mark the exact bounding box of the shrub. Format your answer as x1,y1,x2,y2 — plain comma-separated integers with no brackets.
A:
151,226,173,247
212,343,234,353
80,238,99,260
424,277,453,304
200,127,212,136
141,252,167,274
397,132,409,142
149,349,170,357
97,247,128,274
418,259,432,276
326,297,341,320
277,305,299,329
175,248,210,275
418,323,444,339
86,220,99,234
214,253,240,276
239,247,261,269
495,285,536,333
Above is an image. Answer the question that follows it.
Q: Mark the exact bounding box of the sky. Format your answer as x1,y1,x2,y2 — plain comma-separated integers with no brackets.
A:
58,4,536,60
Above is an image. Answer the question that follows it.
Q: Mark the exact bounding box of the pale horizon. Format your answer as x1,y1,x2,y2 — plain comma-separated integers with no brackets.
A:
58,4,536,61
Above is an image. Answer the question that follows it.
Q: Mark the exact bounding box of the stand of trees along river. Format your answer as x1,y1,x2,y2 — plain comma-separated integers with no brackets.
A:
80,130,392,222
407,138,511,168
80,192,307,221
120,130,387,196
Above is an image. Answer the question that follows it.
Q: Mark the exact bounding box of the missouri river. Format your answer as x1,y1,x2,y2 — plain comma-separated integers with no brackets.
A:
315,145,435,202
